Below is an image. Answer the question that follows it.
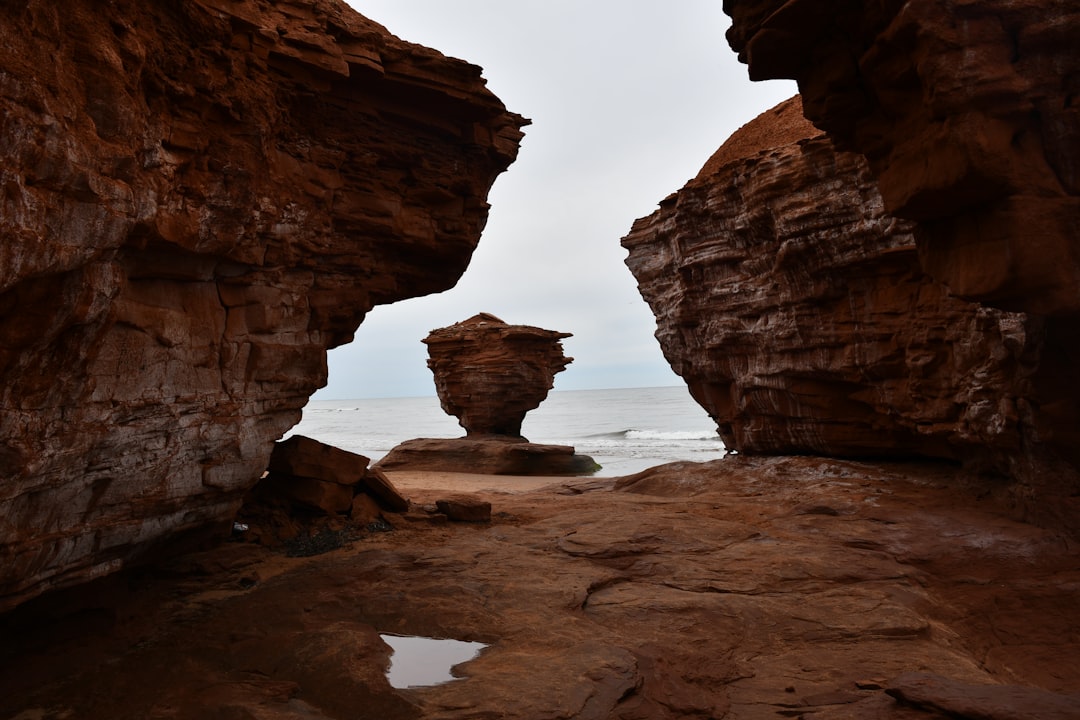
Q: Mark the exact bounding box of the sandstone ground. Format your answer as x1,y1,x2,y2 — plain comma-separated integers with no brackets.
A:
2,457,1078,719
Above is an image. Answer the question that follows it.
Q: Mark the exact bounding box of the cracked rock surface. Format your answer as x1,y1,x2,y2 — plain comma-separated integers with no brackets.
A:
2,456,1077,719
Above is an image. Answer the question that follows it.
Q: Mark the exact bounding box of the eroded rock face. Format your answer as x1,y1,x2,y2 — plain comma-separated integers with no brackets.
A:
0,0,524,611
724,0,1080,317
424,313,572,438
722,0,1080,506
623,97,1040,469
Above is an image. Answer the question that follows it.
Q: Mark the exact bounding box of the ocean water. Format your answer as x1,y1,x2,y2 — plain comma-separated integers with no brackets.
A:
289,386,726,476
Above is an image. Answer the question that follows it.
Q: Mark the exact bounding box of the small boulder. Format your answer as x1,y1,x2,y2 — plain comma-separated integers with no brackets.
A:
435,495,492,523
262,435,407,515
262,435,367,514
268,435,369,486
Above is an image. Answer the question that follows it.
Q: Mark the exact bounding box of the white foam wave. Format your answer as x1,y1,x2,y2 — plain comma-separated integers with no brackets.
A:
624,429,720,441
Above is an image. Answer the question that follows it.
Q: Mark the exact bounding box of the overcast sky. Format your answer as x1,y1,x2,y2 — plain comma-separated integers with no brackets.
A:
321,1,796,399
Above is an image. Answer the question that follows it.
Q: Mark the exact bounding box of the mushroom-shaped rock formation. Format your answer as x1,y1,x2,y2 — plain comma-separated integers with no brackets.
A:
425,313,571,437
377,314,599,476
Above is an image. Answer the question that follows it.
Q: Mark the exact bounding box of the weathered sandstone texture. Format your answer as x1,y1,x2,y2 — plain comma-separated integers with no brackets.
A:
377,436,601,476
724,0,1080,317
378,313,599,476
0,0,524,611
425,313,571,437
624,98,1040,474
256,435,408,516
723,0,1080,496
3,457,1078,719
434,494,492,523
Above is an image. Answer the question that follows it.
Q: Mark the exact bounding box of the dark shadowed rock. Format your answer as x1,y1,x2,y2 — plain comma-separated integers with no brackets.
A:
724,0,1080,318
259,435,408,515
722,0,1080,494
269,436,369,489
361,466,410,514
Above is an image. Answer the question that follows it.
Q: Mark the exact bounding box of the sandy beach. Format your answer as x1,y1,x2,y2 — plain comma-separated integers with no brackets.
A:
385,470,598,495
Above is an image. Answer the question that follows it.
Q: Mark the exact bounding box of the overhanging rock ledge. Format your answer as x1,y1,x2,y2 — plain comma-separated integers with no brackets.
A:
0,0,526,612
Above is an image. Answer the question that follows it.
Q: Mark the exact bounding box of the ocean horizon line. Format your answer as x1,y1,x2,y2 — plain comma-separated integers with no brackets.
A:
309,383,691,403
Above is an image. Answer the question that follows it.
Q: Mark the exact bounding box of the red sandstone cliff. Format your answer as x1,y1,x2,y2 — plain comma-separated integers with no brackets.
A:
720,0,1080,504
424,313,573,438
0,0,525,611
623,98,1072,510
724,0,1080,317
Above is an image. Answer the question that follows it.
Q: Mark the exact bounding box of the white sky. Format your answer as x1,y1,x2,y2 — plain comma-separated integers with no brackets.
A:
321,1,796,399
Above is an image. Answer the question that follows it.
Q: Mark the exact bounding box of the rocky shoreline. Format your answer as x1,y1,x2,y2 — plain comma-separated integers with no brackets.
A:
2,457,1077,720
3,1,1079,717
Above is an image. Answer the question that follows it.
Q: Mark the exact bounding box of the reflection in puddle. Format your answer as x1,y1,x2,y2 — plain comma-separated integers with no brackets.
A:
380,634,487,689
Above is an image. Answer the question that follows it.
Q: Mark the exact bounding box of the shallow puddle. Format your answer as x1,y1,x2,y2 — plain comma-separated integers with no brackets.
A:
380,634,487,689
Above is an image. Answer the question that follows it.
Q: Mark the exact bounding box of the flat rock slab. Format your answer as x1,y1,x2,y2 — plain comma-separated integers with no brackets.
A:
376,437,600,476
886,673,1080,720
1,456,1078,720
269,435,370,487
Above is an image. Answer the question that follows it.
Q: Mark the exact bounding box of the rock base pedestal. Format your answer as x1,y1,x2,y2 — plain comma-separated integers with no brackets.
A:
376,437,600,477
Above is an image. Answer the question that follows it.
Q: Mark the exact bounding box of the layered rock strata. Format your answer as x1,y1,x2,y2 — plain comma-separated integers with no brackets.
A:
623,97,1039,469
378,313,599,476
723,0,1080,475
257,435,408,516
376,436,601,476
424,313,572,437
0,0,524,611
724,0,1080,317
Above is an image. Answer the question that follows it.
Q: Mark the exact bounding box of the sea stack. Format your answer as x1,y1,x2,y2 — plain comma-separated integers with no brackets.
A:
425,312,571,437
377,314,599,475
